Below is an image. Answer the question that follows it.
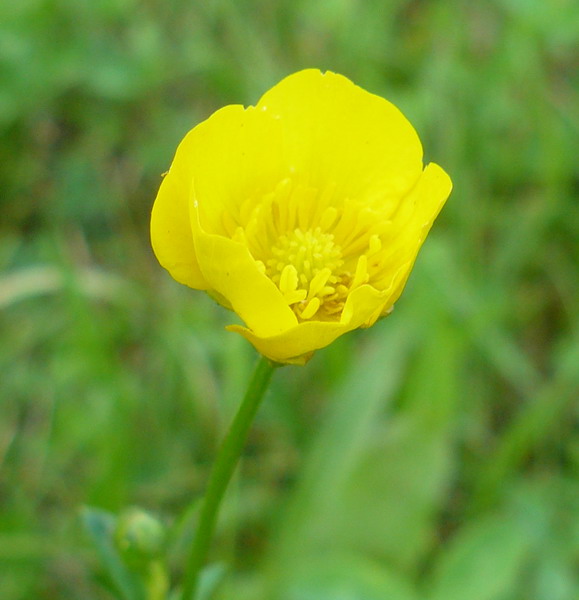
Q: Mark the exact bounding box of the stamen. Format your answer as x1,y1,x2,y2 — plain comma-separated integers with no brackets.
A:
298,186,317,230
221,211,238,237
368,234,382,256
351,254,369,289
300,297,320,320
225,178,388,322
308,268,332,299
233,226,247,244
285,289,307,305
279,265,298,295
319,206,338,230
320,285,336,297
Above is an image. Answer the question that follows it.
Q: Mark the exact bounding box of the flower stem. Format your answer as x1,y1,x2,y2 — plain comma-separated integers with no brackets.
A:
181,356,277,600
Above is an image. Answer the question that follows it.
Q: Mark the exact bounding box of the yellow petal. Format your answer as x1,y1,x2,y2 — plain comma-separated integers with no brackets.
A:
151,103,286,286
374,162,453,298
415,162,453,238
256,69,424,210
183,104,286,234
191,201,297,337
150,131,207,289
227,283,390,364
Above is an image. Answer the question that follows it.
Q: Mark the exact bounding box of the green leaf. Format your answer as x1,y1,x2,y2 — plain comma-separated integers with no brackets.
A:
428,514,532,600
335,419,451,567
195,562,227,600
269,317,418,579
282,552,417,600
81,506,143,600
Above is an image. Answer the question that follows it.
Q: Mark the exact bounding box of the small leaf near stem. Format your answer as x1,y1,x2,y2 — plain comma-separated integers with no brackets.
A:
181,356,277,600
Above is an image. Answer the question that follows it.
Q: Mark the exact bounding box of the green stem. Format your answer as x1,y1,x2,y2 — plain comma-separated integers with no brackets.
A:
181,356,277,600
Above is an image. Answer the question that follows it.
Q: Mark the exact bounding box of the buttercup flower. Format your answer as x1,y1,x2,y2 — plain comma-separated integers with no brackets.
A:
151,69,452,364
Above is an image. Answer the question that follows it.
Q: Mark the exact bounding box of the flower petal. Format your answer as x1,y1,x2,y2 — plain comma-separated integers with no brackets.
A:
184,105,286,235
151,103,287,286
227,283,390,364
374,161,452,295
150,131,208,289
191,202,298,337
256,69,424,210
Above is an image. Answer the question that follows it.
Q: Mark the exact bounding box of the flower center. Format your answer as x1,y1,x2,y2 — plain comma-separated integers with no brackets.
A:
221,178,380,322
265,227,345,320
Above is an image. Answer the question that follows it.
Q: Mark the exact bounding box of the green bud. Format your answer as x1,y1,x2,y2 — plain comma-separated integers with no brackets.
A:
114,507,166,565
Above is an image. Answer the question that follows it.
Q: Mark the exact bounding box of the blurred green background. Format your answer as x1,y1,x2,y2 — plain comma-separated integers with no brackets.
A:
1,0,578,599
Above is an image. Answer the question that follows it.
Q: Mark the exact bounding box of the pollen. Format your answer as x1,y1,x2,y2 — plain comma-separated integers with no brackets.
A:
265,227,345,320
222,178,386,323
261,215,379,321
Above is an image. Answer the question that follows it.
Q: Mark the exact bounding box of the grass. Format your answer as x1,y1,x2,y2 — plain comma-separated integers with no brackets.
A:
1,1,578,599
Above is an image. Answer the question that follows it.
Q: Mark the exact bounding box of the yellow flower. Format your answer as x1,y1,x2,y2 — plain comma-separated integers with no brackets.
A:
151,69,452,365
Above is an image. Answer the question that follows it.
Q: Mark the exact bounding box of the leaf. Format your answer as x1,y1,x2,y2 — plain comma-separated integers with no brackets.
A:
427,514,532,600
269,316,419,579
335,419,452,567
282,552,417,600
270,285,461,578
81,506,143,600
195,562,227,600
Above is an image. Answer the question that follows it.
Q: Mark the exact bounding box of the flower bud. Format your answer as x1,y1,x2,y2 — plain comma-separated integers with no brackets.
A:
114,507,166,565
